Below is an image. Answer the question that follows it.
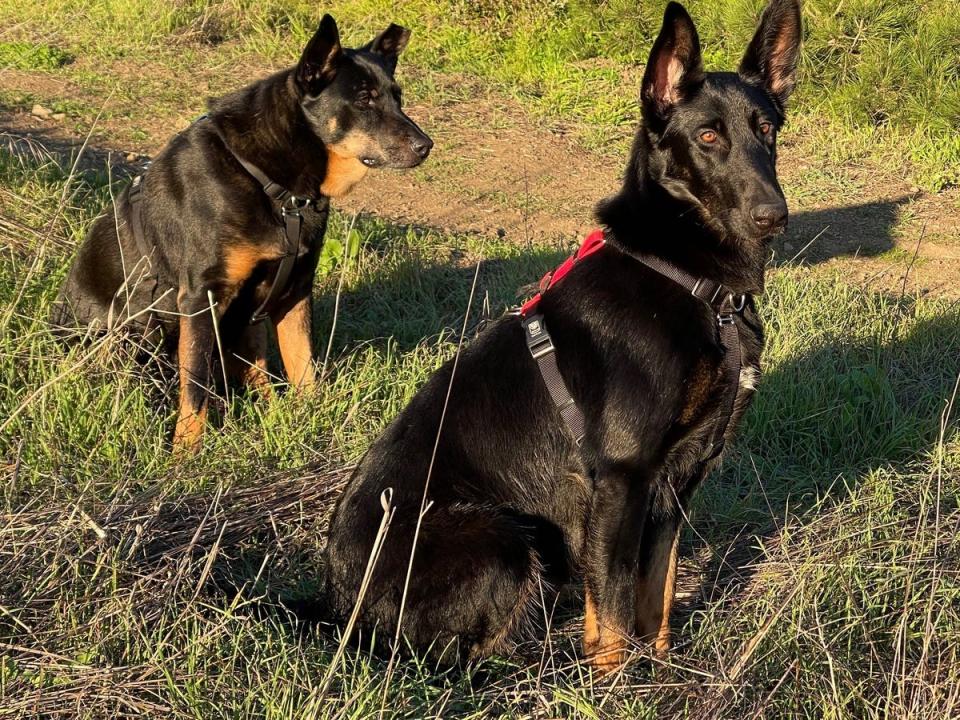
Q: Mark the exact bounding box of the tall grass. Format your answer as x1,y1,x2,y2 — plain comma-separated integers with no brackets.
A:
1,121,958,716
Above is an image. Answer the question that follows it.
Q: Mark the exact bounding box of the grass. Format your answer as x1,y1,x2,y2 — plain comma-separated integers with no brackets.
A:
0,41,72,71
1,118,959,717
0,1,958,189
0,0,958,715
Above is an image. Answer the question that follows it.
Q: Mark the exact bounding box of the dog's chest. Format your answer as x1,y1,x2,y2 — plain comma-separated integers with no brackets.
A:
675,312,763,456
222,204,329,305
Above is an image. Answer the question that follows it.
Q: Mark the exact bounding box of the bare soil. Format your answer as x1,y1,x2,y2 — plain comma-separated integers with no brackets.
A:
3,62,958,298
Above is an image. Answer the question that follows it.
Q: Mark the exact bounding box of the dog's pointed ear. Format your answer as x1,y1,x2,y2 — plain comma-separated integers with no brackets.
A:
363,23,411,74
297,14,342,95
641,2,704,123
739,0,802,110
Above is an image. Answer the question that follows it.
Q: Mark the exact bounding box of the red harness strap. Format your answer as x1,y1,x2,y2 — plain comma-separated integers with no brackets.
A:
518,230,607,446
519,229,606,318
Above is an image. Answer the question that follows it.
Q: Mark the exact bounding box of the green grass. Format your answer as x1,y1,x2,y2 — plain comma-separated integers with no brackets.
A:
0,41,72,70
1,122,959,716
0,0,957,188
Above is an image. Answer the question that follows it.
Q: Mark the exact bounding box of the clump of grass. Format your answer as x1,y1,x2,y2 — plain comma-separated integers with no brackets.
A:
0,41,72,70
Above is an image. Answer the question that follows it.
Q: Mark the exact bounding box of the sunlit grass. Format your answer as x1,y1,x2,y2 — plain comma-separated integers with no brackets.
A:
1,120,958,717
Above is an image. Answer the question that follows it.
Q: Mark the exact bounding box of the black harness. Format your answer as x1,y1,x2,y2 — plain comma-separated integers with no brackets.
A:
127,117,314,325
520,233,747,462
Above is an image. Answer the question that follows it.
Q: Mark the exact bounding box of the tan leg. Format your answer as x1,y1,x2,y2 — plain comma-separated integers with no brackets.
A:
635,527,680,657
227,322,272,398
173,312,213,454
583,588,628,676
274,295,316,389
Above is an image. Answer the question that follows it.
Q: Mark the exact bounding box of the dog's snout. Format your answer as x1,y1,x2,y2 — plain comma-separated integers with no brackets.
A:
750,201,788,233
411,134,433,159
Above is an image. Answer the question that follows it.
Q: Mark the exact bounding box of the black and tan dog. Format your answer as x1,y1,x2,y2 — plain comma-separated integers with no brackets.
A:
324,0,800,673
52,15,431,451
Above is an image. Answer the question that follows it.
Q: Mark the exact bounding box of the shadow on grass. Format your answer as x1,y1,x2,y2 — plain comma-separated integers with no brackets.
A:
677,296,960,628
772,197,911,264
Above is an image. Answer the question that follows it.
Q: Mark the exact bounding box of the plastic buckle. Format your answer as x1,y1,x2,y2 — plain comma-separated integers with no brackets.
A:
523,316,555,359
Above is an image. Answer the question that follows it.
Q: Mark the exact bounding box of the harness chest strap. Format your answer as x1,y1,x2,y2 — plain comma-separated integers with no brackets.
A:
520,230,745,460
127,118,311,326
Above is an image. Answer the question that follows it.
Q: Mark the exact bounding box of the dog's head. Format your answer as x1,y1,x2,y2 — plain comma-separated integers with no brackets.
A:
293,15,433,194
639,0,802,243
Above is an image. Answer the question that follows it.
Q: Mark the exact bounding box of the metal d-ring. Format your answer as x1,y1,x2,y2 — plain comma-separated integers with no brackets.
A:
282,195,310,212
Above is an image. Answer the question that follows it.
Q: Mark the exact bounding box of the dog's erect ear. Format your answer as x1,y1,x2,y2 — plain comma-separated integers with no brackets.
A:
641,2,704,122
363,23,411,74
297,14,342,94
739,0,802,110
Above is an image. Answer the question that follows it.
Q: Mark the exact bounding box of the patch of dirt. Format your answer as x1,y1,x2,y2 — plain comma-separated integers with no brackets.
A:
3,61,958,298
338,97,620,245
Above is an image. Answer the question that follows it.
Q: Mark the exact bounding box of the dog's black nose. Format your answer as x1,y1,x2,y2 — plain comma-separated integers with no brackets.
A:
750,202,788,233
412,136,433,159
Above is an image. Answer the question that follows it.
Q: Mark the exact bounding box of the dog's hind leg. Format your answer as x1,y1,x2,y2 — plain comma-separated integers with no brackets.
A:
329,504,546,664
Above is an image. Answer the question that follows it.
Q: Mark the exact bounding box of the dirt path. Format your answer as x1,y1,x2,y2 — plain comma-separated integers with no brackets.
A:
3,62,958,298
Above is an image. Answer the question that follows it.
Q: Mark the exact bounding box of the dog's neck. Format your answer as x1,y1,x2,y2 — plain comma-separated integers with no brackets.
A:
209,71,340,201
596,131,768,296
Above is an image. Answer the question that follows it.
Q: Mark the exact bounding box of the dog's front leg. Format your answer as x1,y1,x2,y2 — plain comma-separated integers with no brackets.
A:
227,322,272,398
582,466,652,675
634,510,680,657
274,292,316,389
173,293,215,453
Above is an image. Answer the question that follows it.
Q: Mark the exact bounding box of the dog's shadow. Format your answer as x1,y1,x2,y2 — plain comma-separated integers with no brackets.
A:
675,298,960,635
772,197,909,264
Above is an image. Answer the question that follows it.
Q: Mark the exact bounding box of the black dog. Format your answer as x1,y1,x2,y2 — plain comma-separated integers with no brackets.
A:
323,0,801,672
52,15,432,452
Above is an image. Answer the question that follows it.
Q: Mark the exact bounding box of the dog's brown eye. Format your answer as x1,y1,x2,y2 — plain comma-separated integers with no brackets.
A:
759,121,773,135
699,130,718,144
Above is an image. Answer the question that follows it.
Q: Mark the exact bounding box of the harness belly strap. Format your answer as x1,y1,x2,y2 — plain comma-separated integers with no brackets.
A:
518,229,746,461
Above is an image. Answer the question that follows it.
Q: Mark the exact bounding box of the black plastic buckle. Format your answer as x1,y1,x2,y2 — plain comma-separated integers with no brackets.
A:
522,315,555,359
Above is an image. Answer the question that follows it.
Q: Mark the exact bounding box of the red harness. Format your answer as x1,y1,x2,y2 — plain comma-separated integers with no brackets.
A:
519,229,607,317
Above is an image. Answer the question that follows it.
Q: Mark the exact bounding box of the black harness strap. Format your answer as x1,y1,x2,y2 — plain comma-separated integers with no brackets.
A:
128,173,147,255
207,124,310,325
127,117,311,326
521,242,746,461
126,173,159,302
522,315,586,445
